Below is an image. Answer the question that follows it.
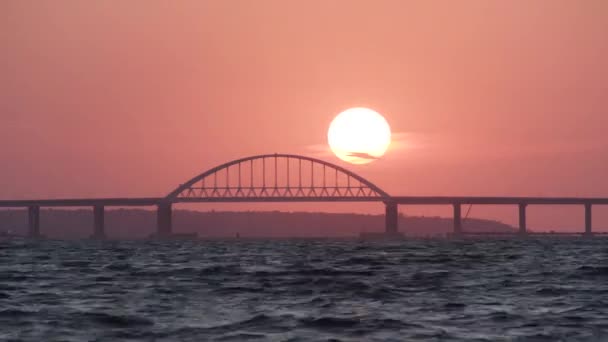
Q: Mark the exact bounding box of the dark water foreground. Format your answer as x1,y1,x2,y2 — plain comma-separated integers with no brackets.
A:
1,238,608,341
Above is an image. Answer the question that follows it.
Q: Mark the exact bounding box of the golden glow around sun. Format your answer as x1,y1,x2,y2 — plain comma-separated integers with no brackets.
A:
328,107,391,164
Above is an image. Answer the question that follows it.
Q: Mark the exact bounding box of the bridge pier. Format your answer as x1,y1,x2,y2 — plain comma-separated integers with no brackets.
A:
585,203,592,236
156,203,172,237
518,203,527,235
453,203,462,237
384,202,398,235
92,205,106,239
28,205,41,238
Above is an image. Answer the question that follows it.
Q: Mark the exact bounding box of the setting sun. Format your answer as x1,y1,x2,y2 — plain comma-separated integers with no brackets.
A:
328,107,392,164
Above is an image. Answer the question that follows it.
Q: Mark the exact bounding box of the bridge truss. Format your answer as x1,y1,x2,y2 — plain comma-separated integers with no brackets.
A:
166,154,390,202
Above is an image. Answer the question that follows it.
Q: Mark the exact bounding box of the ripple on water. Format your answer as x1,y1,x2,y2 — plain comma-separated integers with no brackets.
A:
79,312,154,328
575,265,608,277
1,238,608,341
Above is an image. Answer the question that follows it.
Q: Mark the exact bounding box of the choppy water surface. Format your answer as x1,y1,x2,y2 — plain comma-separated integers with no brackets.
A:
2,238,608,341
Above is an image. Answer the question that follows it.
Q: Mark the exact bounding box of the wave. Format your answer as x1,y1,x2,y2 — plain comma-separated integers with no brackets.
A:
79,312,154,327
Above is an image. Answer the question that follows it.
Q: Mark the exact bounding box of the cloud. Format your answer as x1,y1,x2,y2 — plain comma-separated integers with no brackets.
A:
305,131,427,160
389,132,608,164
304,143,334,158
390,132,428,150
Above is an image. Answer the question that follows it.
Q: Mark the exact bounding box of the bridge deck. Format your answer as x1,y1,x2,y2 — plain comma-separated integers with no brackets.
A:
0,198,162,207
0,196,607,208
391,196,608,205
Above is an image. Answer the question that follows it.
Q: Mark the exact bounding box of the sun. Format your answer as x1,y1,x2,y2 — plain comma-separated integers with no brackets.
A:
328,107,391,164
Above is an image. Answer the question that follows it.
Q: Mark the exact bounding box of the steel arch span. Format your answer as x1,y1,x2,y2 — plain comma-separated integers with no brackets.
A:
166,154,390,202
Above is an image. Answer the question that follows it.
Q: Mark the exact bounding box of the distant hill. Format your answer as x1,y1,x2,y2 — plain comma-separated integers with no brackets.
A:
0,209,516,239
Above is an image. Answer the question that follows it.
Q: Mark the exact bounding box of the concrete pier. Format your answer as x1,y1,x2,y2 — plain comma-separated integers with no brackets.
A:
585,203,592,236
518,203,527,235
453,203,462,236
384,202,398,234
92,205,105,239
156,203,172,237
28,205,40,238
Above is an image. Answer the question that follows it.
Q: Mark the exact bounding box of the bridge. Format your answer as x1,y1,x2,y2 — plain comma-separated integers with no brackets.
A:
0,153,605,239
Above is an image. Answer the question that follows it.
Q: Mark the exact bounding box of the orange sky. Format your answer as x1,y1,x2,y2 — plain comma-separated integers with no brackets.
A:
2,1,608,231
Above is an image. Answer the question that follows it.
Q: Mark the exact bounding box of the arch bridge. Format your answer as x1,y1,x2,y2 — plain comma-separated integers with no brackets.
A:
156,154,397,236
1,153,607,239
167,154,390,201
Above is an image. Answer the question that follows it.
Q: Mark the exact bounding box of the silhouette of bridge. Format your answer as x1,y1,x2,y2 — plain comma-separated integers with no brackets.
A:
0,153,606,239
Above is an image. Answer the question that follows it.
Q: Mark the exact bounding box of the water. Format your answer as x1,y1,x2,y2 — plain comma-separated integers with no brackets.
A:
1,238,608,341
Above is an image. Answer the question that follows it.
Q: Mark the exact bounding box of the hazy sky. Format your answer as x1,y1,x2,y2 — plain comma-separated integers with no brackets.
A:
2,1,608,230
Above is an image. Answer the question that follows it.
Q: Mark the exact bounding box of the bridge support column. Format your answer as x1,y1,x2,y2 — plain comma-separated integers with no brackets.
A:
28,206,40,238
453,203,462,237
92,205,106,239
384,202,398,235
585,203,592,236
518,203,527,235
156,203,172,237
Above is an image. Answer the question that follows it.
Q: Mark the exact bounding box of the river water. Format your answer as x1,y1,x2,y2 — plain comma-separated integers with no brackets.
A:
1,238,608,341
